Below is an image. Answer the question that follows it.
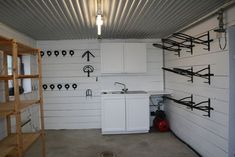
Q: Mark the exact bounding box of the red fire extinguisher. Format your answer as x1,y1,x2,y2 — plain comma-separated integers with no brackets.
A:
153,110,169,132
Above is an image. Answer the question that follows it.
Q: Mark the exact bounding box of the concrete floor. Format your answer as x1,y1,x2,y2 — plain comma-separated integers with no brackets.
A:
25,129,199,157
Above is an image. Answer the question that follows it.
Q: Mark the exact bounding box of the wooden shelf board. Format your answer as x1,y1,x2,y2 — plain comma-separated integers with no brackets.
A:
3,50,38,56
0,100,40,113
22,133,40,153
0,36,38,55
0,134,16,157
0,111,14,117
0,133,40,157
0,74,39,80
17,74,39,79
0,75,13,80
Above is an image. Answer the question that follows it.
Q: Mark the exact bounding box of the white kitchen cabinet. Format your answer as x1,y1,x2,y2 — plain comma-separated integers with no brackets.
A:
101,43,146,73
101,43,124,73
124,43,147,73
101,94,149,134
101,95,126,133
126,95,149,131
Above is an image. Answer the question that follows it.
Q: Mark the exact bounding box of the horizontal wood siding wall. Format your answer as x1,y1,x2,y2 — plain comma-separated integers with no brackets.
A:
164,6,235,157
37,40,163,129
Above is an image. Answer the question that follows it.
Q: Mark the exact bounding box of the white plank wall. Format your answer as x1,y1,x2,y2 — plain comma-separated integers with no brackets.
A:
164,6,235,157
37,39,163,129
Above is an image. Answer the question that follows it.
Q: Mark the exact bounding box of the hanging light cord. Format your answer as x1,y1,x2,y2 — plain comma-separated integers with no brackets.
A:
219,31,227,50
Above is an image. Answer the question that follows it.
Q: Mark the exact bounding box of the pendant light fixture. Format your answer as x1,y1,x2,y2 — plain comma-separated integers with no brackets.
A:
96,0,103,38
214,9,227,50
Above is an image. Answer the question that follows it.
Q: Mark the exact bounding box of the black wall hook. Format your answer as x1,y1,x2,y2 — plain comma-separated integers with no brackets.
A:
62,50,67,57
86,89,92,97
65,84,70,90
83,65,94,77
69,50,75,56
47,51,52,56
57,84,62,90
82,50,95,61
72,84,77,90
42,84,47,90
50,84,55,90
54,50,59,57
40,51,44,57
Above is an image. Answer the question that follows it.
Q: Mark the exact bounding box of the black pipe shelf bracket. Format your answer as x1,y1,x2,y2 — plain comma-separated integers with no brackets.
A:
162,65,214,84
153,38,194,57
162,67,193,83
193,65,214,85
162,38,194,57
163,95,214,117
172,31,213,51
163,95,194,107
153,42,181,53
153,31,213,57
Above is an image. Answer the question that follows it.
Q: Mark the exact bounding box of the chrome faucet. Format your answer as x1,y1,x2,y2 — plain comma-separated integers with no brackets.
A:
114,82,128,93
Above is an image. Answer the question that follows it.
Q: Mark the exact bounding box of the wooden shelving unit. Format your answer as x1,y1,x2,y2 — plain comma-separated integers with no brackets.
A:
0,133,40,157
0,36,45,157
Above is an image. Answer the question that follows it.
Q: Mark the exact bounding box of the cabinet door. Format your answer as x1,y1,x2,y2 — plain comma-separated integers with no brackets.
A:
101,43,124,73
124,43,147,73
101,96,126,133
126,95,149,131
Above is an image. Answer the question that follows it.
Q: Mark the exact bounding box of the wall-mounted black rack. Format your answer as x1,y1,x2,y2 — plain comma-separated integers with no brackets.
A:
172,31,213,51
193,65,214,84
162,65,214,84
162,67,193,83
162,39,194,57
153,31,213,57
163,95,214,117
153,38,193,57
153,42,181,53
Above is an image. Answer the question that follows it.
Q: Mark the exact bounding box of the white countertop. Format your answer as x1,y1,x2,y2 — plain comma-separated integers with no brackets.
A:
101,90,171,96
147,90,171,96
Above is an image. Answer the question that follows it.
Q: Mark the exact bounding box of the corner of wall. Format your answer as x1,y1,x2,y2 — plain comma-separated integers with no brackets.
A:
0,22,36,47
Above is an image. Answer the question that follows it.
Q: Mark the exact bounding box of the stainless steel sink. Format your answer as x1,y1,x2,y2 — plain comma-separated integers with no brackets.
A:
125,91,147,94
102,90,147,94
111,91,125,94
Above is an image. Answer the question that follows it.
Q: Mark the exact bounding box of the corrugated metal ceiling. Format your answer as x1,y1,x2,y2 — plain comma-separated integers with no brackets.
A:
0,0,228,40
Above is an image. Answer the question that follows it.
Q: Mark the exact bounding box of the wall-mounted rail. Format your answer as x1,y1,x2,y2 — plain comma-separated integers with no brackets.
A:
163,95,214,117
193,65,214,84
152,42,181,54
172,31,213,51
162,65,214,84
162,67,193,82
153,31,213,57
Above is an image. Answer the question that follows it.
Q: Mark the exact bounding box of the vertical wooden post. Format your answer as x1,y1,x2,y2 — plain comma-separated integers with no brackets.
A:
3,52,11,135
12,40,22,157
3,52,9,101
37,49,46,157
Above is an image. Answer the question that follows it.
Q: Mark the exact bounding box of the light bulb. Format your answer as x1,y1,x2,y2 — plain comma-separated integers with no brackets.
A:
96,14,103,36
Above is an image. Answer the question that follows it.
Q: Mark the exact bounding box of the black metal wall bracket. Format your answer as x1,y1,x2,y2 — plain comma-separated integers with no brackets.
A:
152,42,181,55
162,65,214,84
153,31,212,57
193,65,214,85
163,95,214,117
192,98,213,117
162,38,194,56
172,31,213,51
162,67,194,83
163,95,194,108
153,38,193,57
